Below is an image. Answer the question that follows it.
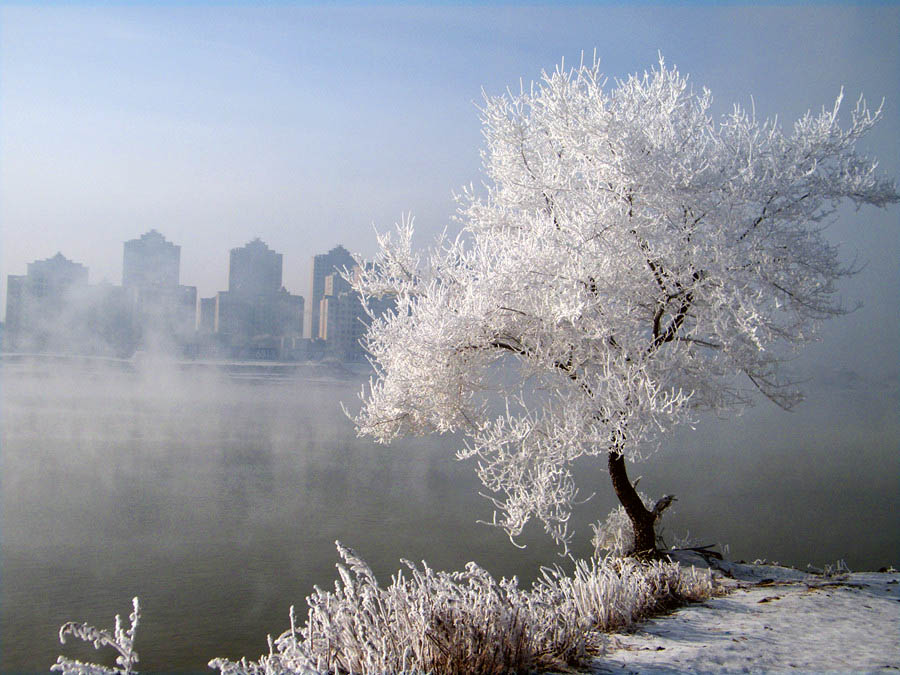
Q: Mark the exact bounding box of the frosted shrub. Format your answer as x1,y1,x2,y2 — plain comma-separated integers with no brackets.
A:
592,505,636,557
591,493,674,557
207,542,715,674
809,559,853,581
535,556,715,634
56,545,715,674
212,542,588,675
53,597,140,675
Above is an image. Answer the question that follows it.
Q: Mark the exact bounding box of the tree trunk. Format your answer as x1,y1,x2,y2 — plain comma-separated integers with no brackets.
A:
608,451,658,558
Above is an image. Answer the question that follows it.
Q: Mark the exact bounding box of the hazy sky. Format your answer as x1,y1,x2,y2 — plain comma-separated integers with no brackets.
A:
1,4,897,372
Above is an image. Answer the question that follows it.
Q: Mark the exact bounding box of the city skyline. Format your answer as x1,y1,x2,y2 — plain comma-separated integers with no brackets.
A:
4,231,370,358
3,229,329,309
1,5,897,374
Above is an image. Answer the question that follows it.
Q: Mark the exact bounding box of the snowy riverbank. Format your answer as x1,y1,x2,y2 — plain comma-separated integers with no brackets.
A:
592,553,899,673
49,548,898,674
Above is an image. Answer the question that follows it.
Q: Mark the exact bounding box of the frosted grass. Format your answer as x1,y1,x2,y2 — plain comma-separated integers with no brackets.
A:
54,544,715,675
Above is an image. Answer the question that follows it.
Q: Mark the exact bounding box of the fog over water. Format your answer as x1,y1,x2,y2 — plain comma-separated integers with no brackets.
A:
1,358,897,672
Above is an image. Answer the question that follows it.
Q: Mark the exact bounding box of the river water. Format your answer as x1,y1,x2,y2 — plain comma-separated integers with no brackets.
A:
2,358,897,672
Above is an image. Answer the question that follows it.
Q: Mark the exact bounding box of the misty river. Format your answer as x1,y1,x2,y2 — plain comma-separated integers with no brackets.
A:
2,357,897,672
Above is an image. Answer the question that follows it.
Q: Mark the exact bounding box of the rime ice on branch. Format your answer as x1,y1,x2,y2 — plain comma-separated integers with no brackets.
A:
53,597,140,675
348,57,899,555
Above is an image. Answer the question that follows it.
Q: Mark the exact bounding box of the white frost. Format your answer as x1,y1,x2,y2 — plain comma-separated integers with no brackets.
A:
349,56,899,551
594,556,900,673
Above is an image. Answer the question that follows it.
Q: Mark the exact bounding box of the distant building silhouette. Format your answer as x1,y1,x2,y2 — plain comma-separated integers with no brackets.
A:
27,252,88,287
228,238,283,297
318,263,394,361
4,253,132,355
200,239,303,359
123,229,180,288
1,236,394,362
122,230,197,355
5,253,88,352
318,272,363,360
309,245,355,339
198,297,216,334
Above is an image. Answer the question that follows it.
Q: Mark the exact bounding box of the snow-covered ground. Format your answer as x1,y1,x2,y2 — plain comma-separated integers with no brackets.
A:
593,553,899,673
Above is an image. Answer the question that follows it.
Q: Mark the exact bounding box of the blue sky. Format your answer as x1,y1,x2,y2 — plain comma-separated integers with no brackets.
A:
1,4,897,372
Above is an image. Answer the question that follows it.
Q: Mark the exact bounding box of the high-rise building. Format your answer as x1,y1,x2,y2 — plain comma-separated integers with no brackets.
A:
213,287,303,340
317,266,393,361
4,253,133,354
6,254,89,351
198,297,216,334
123,229,180,288
27,252,89,287
309,245,355,339
204,239,303,358
121,231,197,354
318,272,364,359
229,238,282,297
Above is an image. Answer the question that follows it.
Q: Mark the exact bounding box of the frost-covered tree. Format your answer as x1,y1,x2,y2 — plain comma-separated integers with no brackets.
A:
348,57,898,556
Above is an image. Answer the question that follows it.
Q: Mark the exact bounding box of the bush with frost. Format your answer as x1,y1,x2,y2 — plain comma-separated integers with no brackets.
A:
209,542,715,674
52,597,140,675
55,544,715,675
592,492,676,558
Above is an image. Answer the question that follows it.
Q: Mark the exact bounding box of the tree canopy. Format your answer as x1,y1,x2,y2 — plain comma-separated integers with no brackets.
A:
349,57,898,553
